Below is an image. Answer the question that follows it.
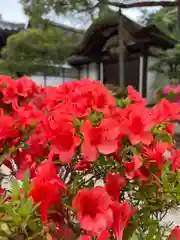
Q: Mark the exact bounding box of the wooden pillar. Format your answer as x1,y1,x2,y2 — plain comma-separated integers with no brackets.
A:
62,67,65,83
78,67,81,79
86,64,89,78
100,62,104,83
139,56,143,95
142,54,148,98
43,74,47,87
97,62,101,80
118,8,124,88
138,47,148,98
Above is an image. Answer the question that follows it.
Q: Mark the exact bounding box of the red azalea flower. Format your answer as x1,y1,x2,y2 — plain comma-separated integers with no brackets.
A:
50,223,77,240
170,149,180,172
164,122,175,135
0,187,4,194
0,114,18,145
98,231,110,240
29,161,66,221
27,130,48,157
72,187,113,234
30,181,61,221
111,152,121,162
93,86,115,113
3,158,13,171
81,119,119,162
123,155,143,179
111,201,136,240
143,142,167,167
35,161,58,181
149,99,180,125
80,231,110,240
80,236,91,240
125,111,153,145
0,75,13,89
73,161,92,171
127,85,147,106
14,103,45,128
15,77,40,98
2,84,17,108
15,150,37,180
16,162,37,181
47,118,80,164
33,161,66,190
105,172,126,201
168,226,180,240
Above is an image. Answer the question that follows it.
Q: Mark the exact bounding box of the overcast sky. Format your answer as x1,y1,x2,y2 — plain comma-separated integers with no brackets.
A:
0,0,147,27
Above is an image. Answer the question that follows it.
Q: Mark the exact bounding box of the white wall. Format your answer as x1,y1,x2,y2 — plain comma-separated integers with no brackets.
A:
79,62,102,81
30,75,76,86
147,57,170,103
88,63,98,80
80,65,87,79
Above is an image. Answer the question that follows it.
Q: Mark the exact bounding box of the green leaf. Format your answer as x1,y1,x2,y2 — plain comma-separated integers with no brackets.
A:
146,221,159,240
26,197,34,212
27,219,42,233
23,170,31,195
12,214,22,225
0,230,10,237
123,223,137,240
11,179,20,200
31,202,41,213
19,197,34,217
73,117,82,128
86,179,94,189
130,233,139,240
0,205,6,213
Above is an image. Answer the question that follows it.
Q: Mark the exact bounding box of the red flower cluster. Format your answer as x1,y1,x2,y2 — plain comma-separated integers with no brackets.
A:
29,161,66,221
73,173,135,240
0,75,179,239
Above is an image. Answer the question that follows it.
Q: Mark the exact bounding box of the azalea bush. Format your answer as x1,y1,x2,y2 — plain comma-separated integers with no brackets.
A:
155,84,180,104
0,76,179,240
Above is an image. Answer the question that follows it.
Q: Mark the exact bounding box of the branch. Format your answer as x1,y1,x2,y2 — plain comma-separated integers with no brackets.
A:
76,3,99,13
108,1,180,9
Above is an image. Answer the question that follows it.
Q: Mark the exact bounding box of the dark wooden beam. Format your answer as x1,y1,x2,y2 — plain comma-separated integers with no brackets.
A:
108,1,180,8
97,62,101,80
86,64,89,78
62,68,65,83
78,67,81,79
142,51,148,98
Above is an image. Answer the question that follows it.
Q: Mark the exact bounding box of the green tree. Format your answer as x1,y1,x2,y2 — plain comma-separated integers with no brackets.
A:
140,7,180,39
0,60,18,78
139,8,156,25
150,46,180,83
0,27,76,84
139,7,180,82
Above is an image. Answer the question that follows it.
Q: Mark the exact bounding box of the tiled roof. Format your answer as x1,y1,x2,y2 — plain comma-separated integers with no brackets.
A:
0,20,25,31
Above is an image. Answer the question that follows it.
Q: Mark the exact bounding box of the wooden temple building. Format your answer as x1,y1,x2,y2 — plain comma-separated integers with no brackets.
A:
68,11,177,102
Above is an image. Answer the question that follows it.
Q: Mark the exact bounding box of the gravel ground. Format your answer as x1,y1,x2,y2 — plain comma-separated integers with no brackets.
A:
162,209,180,227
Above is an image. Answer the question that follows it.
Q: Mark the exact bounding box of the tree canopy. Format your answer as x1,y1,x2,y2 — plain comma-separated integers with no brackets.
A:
20,0,180,25
139,7,180,82
140,7,180,39
150,46,180,82
0,27,77,77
